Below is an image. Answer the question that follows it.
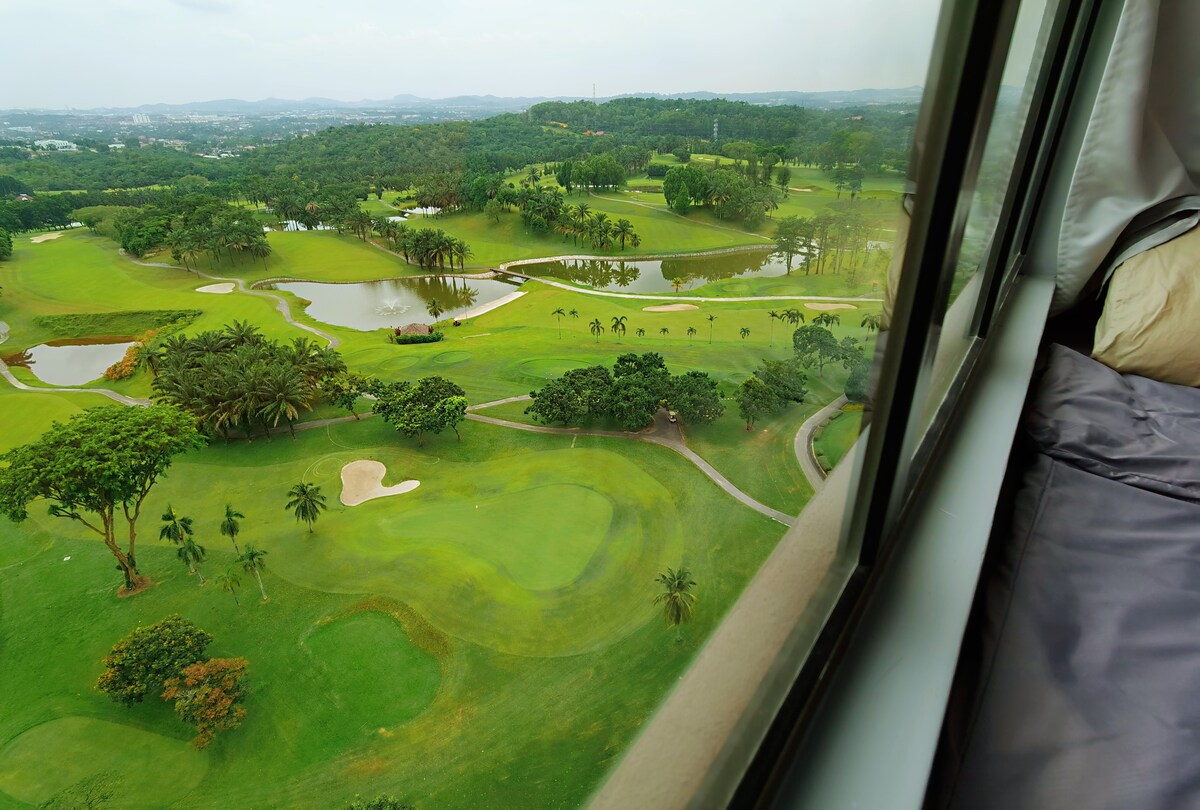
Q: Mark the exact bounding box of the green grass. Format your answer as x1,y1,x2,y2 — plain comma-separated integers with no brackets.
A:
813,406,864,471
0,204,876,807
0,414,783,807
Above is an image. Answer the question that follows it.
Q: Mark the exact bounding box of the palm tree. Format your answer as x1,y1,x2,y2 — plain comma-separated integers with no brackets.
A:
614,218,635,249
159,504,193,547
813,312,841,329
427,299,445,321
610,315,628,341
706,314,717,344
740,327,751,340
589,318,604,343
216,568,241,606
286,481,327,533
660,327,670,336
239,545,269,601
630,232,642,250
569,308,579,320
635,327,645,338
768,310,780,343
177,536,207,584
220,504,244,556
861,313,882,333
687,326,697,344
257,364,312,439
653,566,697,642
551,307,566,339
672,277,685,293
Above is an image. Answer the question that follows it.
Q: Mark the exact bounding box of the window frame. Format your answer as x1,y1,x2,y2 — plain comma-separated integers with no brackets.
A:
727,0,1103,803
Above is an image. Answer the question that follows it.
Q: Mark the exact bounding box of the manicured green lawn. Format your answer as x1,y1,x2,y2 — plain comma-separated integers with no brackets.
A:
813,406,865,471
0,200,879,807
0,409,783,807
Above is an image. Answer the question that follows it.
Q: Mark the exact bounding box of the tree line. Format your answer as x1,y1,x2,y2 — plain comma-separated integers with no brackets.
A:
150,322,345,439
526,352,722,431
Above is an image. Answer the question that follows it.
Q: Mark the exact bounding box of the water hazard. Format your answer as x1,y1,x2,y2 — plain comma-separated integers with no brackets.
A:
275,276,521,331
24,339,135,386
513,249,795,293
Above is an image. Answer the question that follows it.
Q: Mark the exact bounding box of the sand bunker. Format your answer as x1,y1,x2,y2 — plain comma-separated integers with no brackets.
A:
643,304,699,312
804,302,858,311
30,232,63,244
340,460,420,507
196,283,235,294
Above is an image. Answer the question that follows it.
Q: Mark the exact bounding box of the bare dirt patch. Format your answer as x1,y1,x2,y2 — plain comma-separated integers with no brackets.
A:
642,304,699,312
803,302,858,311
196,283,235,294
340,460,420,506
29,232,64,244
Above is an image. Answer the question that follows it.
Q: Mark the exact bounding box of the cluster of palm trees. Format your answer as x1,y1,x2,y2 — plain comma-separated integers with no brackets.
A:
150,321,346,440
767,308,807,342
158,503,269,605
371,218,473,271
166,212,271,271
556,204,641,251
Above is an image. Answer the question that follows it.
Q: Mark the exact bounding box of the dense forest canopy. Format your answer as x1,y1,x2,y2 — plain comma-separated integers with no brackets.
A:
0,97,917,193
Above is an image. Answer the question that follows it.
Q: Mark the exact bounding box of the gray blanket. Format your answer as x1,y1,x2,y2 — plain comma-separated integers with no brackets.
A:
944,346,1200,810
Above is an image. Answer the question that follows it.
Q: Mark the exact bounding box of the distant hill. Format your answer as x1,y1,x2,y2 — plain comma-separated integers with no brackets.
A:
4,88,923,116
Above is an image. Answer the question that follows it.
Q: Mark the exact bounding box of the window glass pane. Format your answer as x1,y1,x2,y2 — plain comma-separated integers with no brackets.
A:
917,0,1057,427
0,1,940,809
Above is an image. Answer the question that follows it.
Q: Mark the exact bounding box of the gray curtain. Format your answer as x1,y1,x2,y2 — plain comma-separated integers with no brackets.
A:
1028,0,1200,314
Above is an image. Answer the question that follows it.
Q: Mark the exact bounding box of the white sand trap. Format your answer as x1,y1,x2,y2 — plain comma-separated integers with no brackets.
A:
458,290,526,320
804,302,858,311
30,232,64,243
196,283,235,294
643,303,699,312
340,460,420,506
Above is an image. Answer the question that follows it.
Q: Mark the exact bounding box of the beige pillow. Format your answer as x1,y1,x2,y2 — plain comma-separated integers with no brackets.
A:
1093,226,1200,386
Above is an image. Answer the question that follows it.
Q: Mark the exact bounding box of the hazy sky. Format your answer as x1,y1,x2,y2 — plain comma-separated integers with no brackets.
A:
1,0,944,109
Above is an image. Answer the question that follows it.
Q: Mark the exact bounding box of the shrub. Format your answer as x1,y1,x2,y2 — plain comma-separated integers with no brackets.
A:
646,163,671,178
391,331,444,345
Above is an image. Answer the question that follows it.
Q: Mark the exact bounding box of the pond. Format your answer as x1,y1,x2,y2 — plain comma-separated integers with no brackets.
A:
274,276,522,331
513,249,799,293
24,339,135,386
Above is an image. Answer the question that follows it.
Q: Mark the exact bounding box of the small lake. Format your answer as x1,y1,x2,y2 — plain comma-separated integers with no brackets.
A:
25,340,135,386
514,250,796,293
275,276,522,331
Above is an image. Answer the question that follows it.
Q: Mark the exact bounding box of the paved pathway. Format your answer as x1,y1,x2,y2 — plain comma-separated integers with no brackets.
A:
121,252,341,348
0,362,151,406
794,395,849,491
467,397,794,526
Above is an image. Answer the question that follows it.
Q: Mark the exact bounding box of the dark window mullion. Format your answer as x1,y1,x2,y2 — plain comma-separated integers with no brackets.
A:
850,0,1023,568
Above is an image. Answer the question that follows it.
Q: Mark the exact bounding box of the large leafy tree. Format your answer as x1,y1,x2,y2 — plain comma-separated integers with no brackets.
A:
0,405,204,591
792,324,843,376
372,376,468,446
736,376,778,430
96,615,213,706
285,482,327,533
668,371,724,424
162,657,249,749
653,567,698,642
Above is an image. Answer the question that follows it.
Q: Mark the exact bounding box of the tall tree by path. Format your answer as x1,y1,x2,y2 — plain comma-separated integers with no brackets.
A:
0,405,204,593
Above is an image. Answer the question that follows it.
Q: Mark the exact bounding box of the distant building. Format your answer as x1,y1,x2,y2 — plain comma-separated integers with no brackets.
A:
33,139,78,151
132,113,151,125
108,142,126,150
15,193,32,202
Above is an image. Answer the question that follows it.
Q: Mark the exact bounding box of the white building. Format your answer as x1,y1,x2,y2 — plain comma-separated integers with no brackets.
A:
33,139,78,151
